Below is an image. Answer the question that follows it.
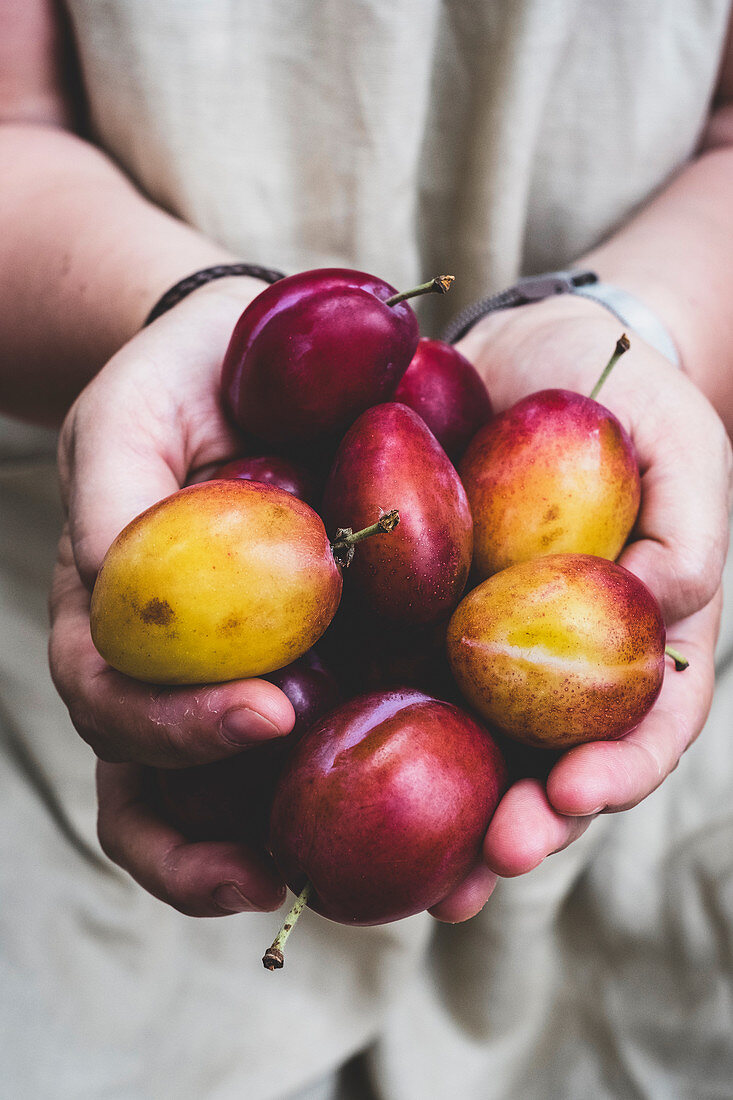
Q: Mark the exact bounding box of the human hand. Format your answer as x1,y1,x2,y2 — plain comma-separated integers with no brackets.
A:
50,279,294,914
429,294,731,922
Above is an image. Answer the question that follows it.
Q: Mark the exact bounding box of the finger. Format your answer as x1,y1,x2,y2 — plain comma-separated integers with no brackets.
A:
483,778,596,877
618,392,731,624
61,391,183,589
428,862,498,923
96,761,286,916
463,309,732,627
57,310,242,589
546,589,721,817
50,534,295,765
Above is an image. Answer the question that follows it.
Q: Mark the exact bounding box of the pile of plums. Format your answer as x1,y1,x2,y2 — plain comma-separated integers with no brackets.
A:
90,269,683,969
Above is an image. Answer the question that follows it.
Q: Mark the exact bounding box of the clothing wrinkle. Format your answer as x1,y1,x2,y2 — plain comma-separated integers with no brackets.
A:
0,692,109,873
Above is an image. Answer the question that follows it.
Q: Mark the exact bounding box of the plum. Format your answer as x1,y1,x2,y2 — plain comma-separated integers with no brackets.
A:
264,688,507,965
460,336,640,578
90,480,397,684
221,269,452,447
394,337,493,461
447,553,666,748
322,403,472,625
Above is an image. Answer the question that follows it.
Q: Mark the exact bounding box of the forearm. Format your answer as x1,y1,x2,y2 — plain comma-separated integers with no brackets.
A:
0,124,245,425
582,120,733,435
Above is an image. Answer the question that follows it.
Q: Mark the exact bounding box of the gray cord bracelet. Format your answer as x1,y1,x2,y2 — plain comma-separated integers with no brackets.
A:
442,269,680,366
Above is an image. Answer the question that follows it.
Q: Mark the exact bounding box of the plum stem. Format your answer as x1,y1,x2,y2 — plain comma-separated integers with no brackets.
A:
385,275,455,307
330,509,400,568
665,644,689,671
262,881,313,970
589,334,631,400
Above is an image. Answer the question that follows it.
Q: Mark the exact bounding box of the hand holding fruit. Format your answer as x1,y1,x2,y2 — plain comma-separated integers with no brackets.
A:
51,267,731,929
50,267,467,921
455,294,730,881
51,280,309,916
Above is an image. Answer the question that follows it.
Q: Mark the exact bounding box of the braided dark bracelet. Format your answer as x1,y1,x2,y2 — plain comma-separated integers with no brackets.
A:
143,263,287,326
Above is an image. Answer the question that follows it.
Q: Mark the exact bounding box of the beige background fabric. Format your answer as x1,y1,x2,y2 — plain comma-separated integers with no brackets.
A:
1,2,732,1097
65,0,729,329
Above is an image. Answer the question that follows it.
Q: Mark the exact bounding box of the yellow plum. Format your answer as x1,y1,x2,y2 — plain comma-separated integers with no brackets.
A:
446,553,666,748
90,480,342,684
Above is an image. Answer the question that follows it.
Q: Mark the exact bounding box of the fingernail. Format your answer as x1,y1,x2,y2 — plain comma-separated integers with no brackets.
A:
221,707,283,745
213,883,255,913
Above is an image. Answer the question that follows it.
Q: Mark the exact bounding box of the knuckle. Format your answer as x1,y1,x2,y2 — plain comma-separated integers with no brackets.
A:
73,718,110,758
48,653,102,751
48,629,83,706
49,649,141,763
47,630,68,698
62,699,125,762
71,531,103,592
158,846,212,917
56,410,78,508
669,545,719,617
90,740,129,764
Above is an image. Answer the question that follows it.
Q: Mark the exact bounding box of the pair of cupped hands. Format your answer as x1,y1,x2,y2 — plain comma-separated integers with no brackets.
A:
49,278,732,922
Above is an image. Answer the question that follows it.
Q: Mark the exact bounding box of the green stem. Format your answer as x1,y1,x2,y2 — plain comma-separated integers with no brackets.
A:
589,333,631,401
330,509,400,568
665,644,689,672
385,275,454,307
262,882,313,970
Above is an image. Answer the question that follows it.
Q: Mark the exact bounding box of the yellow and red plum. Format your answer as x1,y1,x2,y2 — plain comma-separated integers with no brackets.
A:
447,554,666,748
90,480,342,684
460,389,641,579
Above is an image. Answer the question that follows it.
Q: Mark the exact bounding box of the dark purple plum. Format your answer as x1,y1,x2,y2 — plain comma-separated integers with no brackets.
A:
221,268,428,447
213,454,319,508
394,337,493,461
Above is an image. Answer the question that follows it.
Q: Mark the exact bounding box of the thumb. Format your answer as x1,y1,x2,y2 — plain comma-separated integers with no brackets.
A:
617,408,731,625
60,389,182,589
56,288,252,589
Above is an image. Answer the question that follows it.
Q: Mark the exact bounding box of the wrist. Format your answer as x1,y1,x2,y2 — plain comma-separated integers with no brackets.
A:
458,291,619,362
154,271,269,319
132,272,269,354
143,263,285,327
457,295,644,414
448,268,679,367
